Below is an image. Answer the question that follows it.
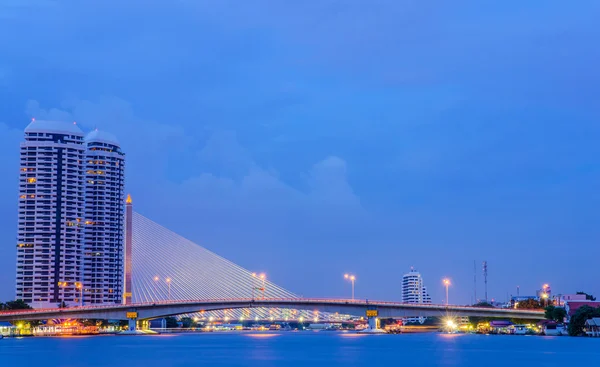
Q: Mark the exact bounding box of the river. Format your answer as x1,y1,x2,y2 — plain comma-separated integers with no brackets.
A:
1,332,598,366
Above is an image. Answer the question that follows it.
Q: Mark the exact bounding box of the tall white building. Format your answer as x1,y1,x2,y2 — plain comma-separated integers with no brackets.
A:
82,130,125,304
15,121,125,308
16,120,86,308
402,268,432,324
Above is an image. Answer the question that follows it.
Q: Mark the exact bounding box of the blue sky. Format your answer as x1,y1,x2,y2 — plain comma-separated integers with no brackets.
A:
1,1,599,304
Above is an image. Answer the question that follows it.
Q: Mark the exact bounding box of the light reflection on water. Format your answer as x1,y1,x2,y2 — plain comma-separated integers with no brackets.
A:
1,332,599,366
245,333,280,338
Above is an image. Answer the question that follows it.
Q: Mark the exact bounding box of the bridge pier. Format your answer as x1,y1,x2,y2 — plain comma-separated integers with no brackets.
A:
359,316,385,334
128,318,137,332
368,316,378,330
359,308,386,334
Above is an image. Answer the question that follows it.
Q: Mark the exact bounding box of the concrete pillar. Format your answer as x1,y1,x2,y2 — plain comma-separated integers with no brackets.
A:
368,316,378,330
128,318,137,332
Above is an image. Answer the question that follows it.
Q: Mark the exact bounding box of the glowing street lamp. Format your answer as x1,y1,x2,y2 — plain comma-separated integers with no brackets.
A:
443,279,451,306
344,274,356,300
542,284,550,306
166,277,172,299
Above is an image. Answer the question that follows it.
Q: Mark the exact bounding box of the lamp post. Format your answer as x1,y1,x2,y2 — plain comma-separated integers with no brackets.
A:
443,279,451,306
344,274,356,300
252,273,266,299
75,282,83,307
58,281,67,308
251,273,257,299
260,273,266,299
166,277,172,300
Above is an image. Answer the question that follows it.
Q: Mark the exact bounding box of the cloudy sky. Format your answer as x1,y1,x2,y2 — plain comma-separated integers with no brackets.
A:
0,1,599,304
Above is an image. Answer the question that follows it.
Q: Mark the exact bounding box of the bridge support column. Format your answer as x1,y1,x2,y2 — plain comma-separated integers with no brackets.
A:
128,318,137,332
359,309,385,334
368,316,378,330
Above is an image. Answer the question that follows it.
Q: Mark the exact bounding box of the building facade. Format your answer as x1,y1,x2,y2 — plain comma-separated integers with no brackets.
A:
401,268,432,324
82,130,125,304
15,121,125,308
16,120,86,308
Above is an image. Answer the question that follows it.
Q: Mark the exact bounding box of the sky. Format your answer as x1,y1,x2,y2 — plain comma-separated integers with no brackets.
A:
0,0,599,305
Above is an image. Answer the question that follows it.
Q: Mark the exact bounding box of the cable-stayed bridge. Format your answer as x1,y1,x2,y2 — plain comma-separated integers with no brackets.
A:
130,211,336,322
0,206,545,330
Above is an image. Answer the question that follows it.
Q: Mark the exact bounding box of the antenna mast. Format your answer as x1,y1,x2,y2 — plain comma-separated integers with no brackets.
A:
473,260,477,303
483,261,488,302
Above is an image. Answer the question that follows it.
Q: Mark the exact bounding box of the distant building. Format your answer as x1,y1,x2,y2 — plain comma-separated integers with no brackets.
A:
584,318,600,337
565,301,600,322
558,294,588,306
536,284,552,302
402,268,432,324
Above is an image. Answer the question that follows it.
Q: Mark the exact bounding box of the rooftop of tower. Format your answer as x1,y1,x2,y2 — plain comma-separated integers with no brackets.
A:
85,129,120,146
25,119,84,135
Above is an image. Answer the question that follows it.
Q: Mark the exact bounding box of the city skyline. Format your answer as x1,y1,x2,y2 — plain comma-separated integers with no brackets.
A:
1,1,599,304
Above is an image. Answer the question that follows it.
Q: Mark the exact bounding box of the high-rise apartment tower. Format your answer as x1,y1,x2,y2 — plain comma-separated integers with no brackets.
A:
82,130,125,304
16,120,86,308
15,120,125,308
401,267,432,324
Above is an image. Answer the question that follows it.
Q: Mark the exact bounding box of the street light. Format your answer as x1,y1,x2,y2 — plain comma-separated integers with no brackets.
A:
344,274,356,300
166,277,172,299
252,273,267,299
542,283,550,306
58,281,68,307
259,273,266,299
75,282,83,307
443,279,451,306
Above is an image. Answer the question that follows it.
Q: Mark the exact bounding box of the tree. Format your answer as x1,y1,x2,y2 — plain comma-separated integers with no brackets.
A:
468,316,492,327
4,300,32,310
473,302,495,308
576,292,596,301
165,317,179,328
544,305,556,320
544,306,567,322
180,317,197,328
82,319,109,327
553,308,567,323
568,305,600,336
516,299,542,309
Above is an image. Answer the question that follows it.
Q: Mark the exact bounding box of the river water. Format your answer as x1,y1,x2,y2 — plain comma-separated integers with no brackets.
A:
1,332,598,366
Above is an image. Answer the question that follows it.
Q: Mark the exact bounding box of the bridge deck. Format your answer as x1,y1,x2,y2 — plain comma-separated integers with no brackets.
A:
0,298,545,322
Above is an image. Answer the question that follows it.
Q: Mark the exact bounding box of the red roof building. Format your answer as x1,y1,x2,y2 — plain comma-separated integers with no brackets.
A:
565,301,600,320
